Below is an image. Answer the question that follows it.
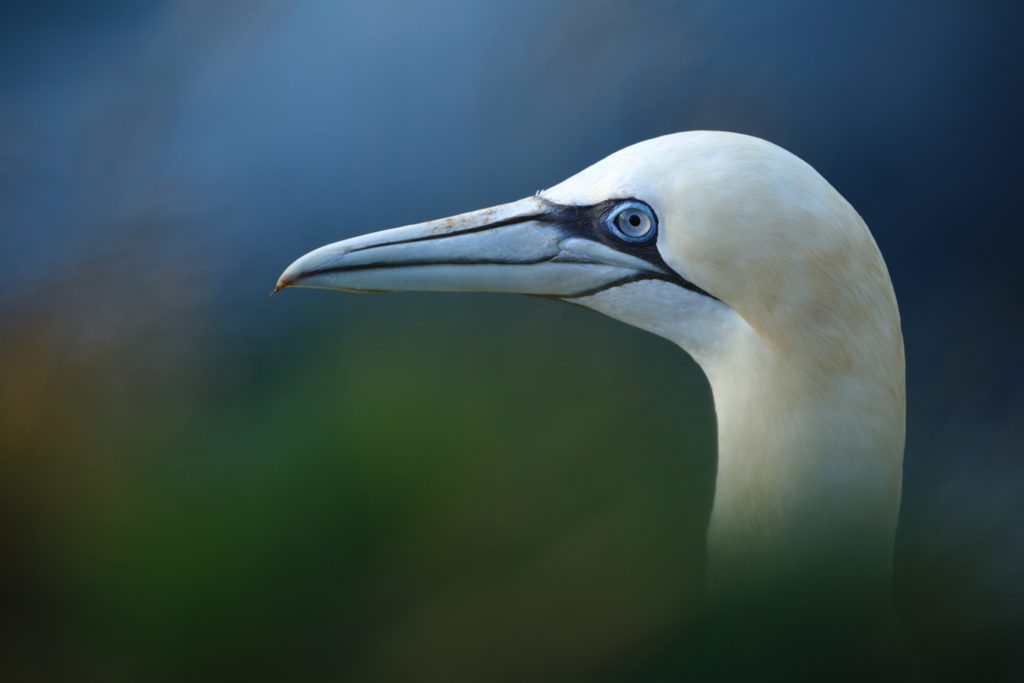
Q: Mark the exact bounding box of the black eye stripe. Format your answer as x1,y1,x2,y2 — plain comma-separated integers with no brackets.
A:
537,197,717,301
536,197,661,265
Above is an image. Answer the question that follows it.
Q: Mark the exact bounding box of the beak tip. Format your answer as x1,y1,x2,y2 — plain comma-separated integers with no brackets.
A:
273,244,350,300
270,276,294,300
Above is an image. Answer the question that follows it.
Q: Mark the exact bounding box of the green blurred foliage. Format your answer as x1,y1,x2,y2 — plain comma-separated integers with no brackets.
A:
2,293,717,681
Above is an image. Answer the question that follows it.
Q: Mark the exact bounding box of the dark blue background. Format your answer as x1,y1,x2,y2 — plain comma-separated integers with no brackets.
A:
2,1,1021,680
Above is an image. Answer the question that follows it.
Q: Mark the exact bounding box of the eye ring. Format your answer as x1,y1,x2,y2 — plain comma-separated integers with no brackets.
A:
604,201,657,243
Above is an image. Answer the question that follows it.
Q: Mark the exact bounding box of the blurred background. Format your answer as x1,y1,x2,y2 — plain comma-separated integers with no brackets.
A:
1,0,1022,680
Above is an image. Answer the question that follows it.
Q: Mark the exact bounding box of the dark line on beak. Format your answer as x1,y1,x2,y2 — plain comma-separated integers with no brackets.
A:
304,255,586,279
344,212,550,254
558,272,715,300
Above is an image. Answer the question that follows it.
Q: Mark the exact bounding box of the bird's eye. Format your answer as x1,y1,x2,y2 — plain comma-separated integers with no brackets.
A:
606,201,657,242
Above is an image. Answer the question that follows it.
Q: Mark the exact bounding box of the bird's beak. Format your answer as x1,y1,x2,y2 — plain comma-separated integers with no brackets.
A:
275,196,666,298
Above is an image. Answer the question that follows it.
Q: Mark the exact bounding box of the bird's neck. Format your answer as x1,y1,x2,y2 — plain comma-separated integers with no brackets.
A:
700,319,905,606
575,278,905,604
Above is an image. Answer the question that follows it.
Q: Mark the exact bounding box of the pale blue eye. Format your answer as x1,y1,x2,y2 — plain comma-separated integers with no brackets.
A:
606,201,656,242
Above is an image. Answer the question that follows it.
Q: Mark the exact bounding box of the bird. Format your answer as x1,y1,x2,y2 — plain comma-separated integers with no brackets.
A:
275,131,908,675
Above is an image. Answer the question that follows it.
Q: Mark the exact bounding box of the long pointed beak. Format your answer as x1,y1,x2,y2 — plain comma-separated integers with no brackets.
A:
274,196,667,299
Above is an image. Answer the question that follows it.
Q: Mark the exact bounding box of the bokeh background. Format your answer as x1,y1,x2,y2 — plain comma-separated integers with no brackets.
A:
2,1,1022,680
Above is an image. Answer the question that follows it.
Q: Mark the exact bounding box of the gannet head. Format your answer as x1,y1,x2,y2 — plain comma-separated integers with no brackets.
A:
278,131,907,599
277,131,900,383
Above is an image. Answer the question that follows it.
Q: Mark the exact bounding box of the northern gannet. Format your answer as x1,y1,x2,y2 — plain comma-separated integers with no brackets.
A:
275,131,906,662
